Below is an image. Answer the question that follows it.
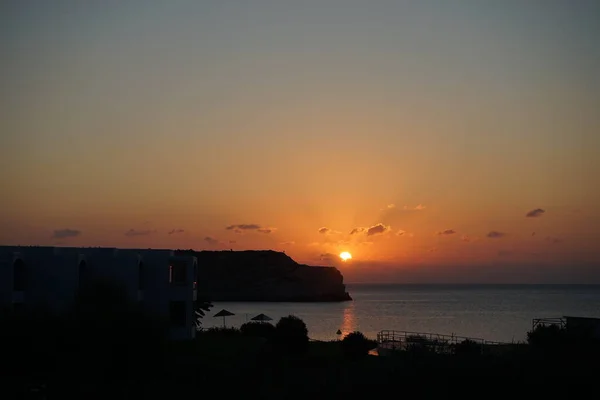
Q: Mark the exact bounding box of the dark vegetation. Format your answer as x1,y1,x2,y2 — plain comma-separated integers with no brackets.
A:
1,283,598,397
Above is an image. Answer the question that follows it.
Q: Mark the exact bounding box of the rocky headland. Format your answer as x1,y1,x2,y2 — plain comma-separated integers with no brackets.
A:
177,249,352,302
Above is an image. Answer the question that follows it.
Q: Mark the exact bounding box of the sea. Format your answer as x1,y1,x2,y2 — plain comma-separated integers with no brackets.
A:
202,284,600,343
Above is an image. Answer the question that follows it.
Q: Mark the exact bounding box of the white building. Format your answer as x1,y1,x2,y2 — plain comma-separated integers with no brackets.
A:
0,246,198,340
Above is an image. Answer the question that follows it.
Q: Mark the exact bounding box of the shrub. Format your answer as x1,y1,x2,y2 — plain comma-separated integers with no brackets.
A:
201,326,241,337
527,324,566,348
274,315,309,355
455,339,482,356
341,331,377,359
240,322,276,339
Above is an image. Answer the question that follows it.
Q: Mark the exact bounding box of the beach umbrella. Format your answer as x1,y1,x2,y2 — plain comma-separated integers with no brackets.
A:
251,313,273,323
213,309,235,328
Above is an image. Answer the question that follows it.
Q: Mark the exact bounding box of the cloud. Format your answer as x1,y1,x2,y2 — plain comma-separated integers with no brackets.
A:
380,204,396,211
225,224,274,234
526,208,545,218
396,230,406,236
229,240,236,244
168,229,185,235
366,223,391,236
349,223,391,236
461,235,472,242
404,204,426,211
52,229,81,239
204,236,219,245
545,236,563,244
319,253,338,262
487,231,506,239
437,229,456,236
318,227,341,235
349,227,366,235
280,241,295,245
226,224,261,231
124,229,154,237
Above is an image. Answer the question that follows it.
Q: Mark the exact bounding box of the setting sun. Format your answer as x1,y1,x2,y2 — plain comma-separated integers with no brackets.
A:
340,252,352,261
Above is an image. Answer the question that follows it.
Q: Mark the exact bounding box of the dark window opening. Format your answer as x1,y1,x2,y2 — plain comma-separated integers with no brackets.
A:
13,259,26,291
138,262,145,290
169,301,186,327
78,260,87,288
169,262,186,284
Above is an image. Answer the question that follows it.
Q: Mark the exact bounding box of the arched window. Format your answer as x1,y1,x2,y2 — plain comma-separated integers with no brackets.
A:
13,259,26,291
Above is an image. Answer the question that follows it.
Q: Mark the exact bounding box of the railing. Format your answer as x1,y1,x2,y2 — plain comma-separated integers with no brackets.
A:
532,317,566,330
376,330,507,355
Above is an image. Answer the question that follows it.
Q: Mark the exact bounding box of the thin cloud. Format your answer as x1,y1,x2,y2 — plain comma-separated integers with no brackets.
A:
229,240,237,244
225,224,274,234
52,229,81,239
349,227,366,235
380,204,396,211
487,231,506,239
319,253,337,262
396,230,406,236
437,229,456,236
318,227,341,235
226,224,261,231
404,204,426,211
168,229,185,235
204,236,219,245
280,241,295,245
526,208,545,218
545,236,563,244
461,235,471,242
125,229,154,237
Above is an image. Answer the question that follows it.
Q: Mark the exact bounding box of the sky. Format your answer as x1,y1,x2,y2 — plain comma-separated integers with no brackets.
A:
2,1,599,283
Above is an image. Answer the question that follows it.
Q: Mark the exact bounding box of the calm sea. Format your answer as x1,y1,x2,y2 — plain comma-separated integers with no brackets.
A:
202,284,600,343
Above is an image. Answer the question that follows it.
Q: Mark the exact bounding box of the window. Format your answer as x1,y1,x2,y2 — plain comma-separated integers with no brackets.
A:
193,261,198,290
13,259,26,291
78,260,87,288
169,262,186,285
169,301,186,327
138,262,145,290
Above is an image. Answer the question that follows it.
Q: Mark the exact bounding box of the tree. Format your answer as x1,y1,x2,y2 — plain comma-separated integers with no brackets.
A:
341,331,377,359
194,297,214,330
274,315,309,355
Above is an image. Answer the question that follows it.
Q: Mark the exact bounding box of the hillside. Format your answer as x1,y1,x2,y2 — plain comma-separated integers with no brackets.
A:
177,250,352,302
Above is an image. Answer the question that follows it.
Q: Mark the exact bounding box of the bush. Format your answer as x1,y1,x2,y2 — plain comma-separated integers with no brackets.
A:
341,331,377,359
274,315,309,355
527,324,566,348
200,327,241,337
455,339,482,356
240,322,276,339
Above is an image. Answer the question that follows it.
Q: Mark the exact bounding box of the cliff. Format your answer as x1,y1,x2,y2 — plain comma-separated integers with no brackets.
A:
176,250,352,302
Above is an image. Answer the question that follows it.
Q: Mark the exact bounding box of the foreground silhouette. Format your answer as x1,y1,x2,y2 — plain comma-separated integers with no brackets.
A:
1,282,598,397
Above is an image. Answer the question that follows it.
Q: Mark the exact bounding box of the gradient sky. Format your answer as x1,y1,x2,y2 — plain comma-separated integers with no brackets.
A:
2,1,599,283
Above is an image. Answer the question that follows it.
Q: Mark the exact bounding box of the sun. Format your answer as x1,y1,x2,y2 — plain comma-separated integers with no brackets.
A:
339,251,352,261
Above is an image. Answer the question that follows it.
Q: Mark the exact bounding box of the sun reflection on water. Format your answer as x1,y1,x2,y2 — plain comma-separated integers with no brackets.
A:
340,301,356,338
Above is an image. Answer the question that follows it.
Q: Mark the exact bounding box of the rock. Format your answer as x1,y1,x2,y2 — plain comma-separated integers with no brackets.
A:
176,250,352,302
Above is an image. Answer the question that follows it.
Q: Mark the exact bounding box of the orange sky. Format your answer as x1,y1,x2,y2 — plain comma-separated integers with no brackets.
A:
2,2,599,282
